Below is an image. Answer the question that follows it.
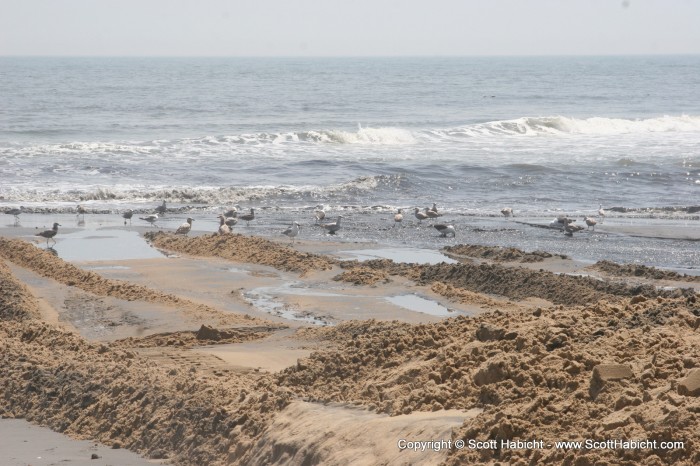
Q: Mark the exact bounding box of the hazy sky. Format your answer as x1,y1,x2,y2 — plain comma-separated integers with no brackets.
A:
1,0,699,56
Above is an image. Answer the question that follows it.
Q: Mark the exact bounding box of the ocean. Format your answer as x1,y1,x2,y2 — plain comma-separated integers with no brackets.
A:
1,56,699,270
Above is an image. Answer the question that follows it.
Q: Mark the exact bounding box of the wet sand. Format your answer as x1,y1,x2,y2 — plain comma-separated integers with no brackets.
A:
1,221,699,465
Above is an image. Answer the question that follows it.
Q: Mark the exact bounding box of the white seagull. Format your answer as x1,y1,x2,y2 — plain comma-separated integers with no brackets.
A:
314,208,326,223
584,217,597,230
282,221,301,243
140,214,159,227
434,223,456,237
501,207,514,218
320,216,343,235
598,204,606,223
36,222,60,246
175,217,194,235
217,215,231,235
393,209,403,227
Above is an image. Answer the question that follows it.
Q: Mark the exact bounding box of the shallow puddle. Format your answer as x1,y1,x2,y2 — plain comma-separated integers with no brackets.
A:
338,247,457,265
385,294,457,317
49,229,164,261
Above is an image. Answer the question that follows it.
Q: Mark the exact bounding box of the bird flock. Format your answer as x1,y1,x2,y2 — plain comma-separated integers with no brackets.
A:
5,200,609,248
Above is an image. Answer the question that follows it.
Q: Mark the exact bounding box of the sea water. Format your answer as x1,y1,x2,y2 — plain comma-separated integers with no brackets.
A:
1,56,698,269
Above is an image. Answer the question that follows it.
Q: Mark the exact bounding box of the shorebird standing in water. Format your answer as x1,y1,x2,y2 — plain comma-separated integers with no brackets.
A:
314,207,326,223
414,207,429,224
5,206,22,223
584,217,597,230
597,204,606,223
501,207,514,218
175,217,194,235
76,204,87,220
393,209,403,227
155,201,167,215
239,208,255,226
434,223,456,237
140,214,159,227
122,209,133,225
36,223,60,246
282,221,301,243
424,207,440,220
320,216,343,235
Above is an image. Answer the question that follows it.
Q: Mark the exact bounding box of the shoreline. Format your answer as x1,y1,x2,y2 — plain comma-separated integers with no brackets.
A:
1,224,699,465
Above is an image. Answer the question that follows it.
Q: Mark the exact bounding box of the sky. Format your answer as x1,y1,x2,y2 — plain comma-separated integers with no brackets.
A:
1,0,699,57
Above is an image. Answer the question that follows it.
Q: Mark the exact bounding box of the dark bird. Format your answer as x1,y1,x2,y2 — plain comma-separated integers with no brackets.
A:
434,223,456,237
5,206,22,222
414,207,429,224
155,201,167,215
320,216,343,235
122,209,133,225
239,208,255,226
424,207,440,219
36,222,60,246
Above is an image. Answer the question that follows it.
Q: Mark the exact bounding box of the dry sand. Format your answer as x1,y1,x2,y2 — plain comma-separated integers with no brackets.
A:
1,232,699,465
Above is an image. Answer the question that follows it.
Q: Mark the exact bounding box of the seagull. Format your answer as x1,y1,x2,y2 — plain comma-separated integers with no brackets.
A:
282,221,301,243
429,203,440,215
434,223,456,237
414,207,429,224
223,206,239,218
76,204,87,219
122,209,133,225
5,206,22,222
175,217,194,235
224,215,238,227
501,207,514,218
320,216,343,235
564,223,585,236
140,214,159,227
217,215,231,235
424,207,440,219
393,209,403,227
36,223,60,246
155,201,167,215
556,216,576,227
239,208,255,226
584,217,597,230
314,208,326,223
598,204,606,223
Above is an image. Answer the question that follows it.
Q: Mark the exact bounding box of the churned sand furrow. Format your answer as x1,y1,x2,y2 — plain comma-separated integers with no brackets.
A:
0,258,42,321
145,232,336,275
0,237,265,326
279,296,700,465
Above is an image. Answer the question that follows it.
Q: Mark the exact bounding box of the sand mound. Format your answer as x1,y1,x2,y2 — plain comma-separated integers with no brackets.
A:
0,237,263,326
590,260,700,283
280,296,700,465
0,259,41,321
145,232,335,275
110,325,278,349
444,244,567,263
333,266,390,286
0,265,290,465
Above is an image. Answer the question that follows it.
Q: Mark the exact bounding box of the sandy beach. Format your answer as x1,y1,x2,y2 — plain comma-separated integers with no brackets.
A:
0,217,698,466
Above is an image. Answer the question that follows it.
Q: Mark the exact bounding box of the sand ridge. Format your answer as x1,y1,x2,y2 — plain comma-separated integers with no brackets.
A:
0,237,266,326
